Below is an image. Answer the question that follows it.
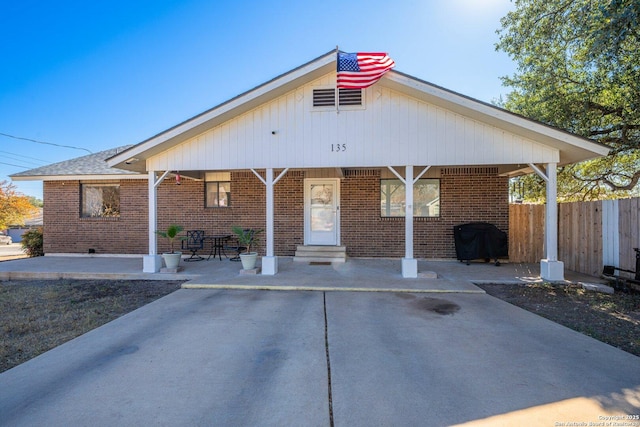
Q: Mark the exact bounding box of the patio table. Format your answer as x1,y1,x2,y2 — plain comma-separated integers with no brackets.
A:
205,235,231,261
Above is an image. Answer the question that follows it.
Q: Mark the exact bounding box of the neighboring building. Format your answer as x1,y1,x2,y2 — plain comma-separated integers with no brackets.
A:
11,50,609,279
7,208,43,243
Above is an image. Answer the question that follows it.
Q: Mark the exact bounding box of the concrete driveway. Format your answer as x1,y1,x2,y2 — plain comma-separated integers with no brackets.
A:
1,289,639,426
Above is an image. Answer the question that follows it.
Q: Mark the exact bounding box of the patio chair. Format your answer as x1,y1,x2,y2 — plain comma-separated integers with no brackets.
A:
182,230,205,261
224,229,253,261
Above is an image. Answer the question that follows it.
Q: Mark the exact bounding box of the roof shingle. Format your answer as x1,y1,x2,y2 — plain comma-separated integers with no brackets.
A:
10,145,138,179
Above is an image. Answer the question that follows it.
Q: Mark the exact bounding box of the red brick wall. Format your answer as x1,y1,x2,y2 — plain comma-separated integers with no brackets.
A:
43,168,507,259
155,171,304,255
341,168,509,258
43,180,148,254
436,168,509,258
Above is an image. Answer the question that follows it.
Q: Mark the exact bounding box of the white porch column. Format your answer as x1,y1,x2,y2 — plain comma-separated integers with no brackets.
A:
143,170,167,273
402,165,418,278
252,168,288,275
541,162,564,280
262,168,277,275
530,163,564,281
389,165,431,278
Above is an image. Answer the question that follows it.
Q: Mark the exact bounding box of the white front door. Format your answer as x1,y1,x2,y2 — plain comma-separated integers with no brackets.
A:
304,179,340,246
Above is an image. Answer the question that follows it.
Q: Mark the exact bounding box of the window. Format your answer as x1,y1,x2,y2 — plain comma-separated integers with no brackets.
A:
81,184,120,217
380,179,440,217
206,181,230,207
312,88,362,107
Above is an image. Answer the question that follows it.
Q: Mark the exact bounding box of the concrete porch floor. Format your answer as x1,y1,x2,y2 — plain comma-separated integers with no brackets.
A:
0,255,607,293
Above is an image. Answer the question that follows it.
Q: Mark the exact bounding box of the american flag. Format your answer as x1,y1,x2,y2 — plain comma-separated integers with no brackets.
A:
337,52,395,89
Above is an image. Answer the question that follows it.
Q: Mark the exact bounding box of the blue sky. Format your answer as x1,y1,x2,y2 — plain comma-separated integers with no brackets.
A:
1,0,516,199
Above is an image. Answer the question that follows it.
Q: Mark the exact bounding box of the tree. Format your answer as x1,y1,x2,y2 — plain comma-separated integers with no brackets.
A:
26,196,43,208
496,0,640,201
0,180,37,229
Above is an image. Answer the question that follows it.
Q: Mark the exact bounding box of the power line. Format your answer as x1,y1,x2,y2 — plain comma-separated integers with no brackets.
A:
0,151,48,163
0,132,92,154
0,161,31,169
0,153,46,167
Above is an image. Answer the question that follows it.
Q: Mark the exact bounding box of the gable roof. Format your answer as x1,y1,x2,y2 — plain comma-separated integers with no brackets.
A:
107,50,338,173
11,145,142,181
381,72,610,168
107,49,609,174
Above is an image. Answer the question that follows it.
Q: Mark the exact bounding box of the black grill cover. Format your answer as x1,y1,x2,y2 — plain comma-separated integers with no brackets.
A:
453,222,508,263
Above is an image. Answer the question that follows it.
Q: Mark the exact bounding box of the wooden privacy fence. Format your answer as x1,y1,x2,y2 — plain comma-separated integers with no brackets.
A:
508,203,545,264
509,198,640,277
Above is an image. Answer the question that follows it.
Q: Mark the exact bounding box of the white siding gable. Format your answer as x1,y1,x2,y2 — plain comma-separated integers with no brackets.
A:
148,73,558,172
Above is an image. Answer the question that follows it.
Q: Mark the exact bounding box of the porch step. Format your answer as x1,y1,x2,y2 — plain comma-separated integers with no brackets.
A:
293,245,347,263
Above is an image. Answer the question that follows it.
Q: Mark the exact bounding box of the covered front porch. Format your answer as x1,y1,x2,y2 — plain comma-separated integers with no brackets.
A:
0,255,607,292
140,162,563,281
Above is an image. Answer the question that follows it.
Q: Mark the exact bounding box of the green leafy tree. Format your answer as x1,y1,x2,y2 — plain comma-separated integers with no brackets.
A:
27,196,43,208
496,0,640,201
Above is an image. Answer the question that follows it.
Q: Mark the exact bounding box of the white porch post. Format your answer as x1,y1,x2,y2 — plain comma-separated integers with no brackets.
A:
143,170,167,273
541,162,564,280
252,168,288,275
530,162,564,281
262,168,277,275
402,165,418,278
389,165,430,278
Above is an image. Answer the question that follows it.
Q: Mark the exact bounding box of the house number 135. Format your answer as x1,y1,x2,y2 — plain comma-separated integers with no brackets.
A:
331,144,347,152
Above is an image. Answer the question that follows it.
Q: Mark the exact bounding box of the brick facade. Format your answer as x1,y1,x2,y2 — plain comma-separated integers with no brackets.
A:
43,179,148,254
43,168,508,259
341,168,509,258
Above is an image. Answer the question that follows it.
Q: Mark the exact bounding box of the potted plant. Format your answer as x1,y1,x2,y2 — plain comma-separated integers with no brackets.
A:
156,224,186,269
231,226,263,270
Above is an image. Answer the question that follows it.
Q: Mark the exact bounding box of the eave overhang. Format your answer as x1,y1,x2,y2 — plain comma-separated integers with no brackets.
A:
10,174,145,182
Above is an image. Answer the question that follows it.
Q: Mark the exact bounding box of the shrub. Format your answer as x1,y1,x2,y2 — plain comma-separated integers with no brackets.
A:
21,227,43,257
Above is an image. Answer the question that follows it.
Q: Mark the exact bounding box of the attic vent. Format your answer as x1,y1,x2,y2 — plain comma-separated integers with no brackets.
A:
441,167,499,175
313,89,335,106
343,169,379,177
312,88,363,107
339,89,362,106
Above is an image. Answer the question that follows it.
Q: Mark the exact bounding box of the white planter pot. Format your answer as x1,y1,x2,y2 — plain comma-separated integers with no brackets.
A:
239,252,258,270
162,252,182,269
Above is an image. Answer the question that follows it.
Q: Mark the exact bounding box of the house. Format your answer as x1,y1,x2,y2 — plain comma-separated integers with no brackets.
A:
11,50,609,279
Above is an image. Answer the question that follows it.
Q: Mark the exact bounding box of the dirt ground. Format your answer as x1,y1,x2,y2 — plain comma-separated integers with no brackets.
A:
0,279,183,373
477,282,640,357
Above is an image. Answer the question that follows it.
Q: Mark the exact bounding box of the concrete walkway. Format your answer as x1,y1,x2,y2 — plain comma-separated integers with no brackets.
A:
1,288,639,426
0,255,607,293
